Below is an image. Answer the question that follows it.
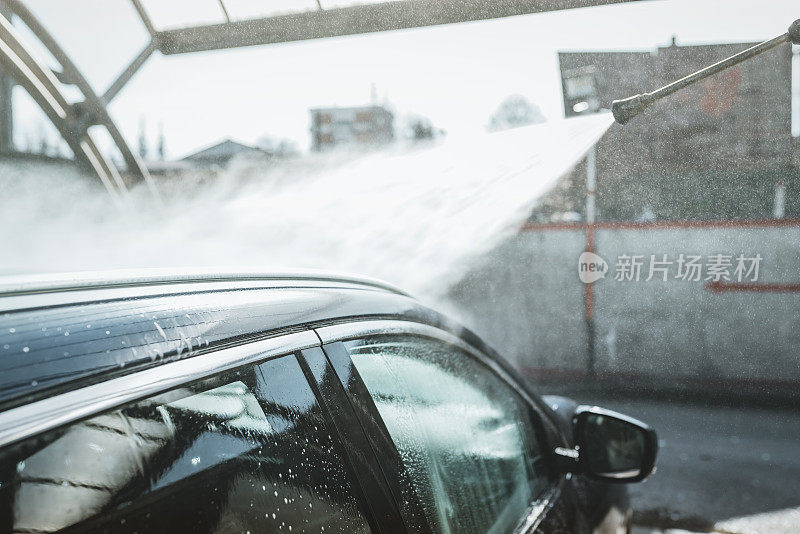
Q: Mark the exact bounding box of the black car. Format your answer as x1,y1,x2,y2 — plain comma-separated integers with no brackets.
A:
0,271,657,534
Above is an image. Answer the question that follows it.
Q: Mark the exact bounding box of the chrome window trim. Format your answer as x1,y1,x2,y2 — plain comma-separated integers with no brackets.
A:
0,269,407,298
0,279,392,313
0,330,320,448
513,483,562,534
316,319,541,408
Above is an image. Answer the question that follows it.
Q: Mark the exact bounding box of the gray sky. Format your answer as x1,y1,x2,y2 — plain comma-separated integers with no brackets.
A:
14,0,800,157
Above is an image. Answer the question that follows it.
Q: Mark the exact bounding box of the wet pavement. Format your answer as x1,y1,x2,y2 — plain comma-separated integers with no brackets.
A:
572,396,800,533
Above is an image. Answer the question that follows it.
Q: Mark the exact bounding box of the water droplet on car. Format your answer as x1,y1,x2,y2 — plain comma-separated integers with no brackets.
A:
154,321,167,340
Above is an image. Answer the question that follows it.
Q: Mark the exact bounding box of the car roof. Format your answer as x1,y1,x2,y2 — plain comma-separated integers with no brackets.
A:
0,270,564,451
0,268,408,299
0,269,439,412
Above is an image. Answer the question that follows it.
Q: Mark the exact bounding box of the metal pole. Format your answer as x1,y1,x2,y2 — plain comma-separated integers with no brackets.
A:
129,0,157,37
0,71,11,152
103,40,156,104
586,146,596,224
774,182,786,219
585,146,597,382
793,46,800,138
0,5,11,152
613,18,800,124
217,0,231,22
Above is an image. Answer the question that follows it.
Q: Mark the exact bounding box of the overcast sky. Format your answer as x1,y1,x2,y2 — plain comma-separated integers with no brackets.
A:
13,0,800,157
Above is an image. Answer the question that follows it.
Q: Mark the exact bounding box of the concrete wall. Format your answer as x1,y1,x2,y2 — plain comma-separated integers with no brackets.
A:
448,221,800,399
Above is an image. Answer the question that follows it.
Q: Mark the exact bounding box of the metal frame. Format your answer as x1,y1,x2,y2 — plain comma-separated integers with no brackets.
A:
0,330,319,448
0,0,160,204
0,4,11,151
153,0,644,55
0,0,640,201
103,40,157,104
0,11,127,205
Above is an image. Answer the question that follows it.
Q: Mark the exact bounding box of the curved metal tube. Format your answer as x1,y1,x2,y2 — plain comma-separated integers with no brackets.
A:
0,0,161,203
0,12,128,208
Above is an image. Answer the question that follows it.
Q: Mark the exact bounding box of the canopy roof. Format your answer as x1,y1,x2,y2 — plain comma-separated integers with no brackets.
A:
131,0,646,54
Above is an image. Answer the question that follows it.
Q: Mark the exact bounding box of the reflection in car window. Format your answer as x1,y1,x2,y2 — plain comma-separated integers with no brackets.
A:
345,336,548,534
0,354,371,534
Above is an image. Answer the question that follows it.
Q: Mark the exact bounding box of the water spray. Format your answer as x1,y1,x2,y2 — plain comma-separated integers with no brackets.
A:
612,18,800,125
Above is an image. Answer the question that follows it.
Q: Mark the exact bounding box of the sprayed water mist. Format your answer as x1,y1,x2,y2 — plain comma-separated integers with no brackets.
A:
0,113,613,302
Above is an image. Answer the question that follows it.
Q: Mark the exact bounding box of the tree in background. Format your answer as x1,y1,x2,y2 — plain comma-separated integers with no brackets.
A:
488,95,546,132
398,114,445,143
257,134,299,157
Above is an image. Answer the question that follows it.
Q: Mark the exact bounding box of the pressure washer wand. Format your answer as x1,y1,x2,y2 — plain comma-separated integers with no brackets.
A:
612,18,800,125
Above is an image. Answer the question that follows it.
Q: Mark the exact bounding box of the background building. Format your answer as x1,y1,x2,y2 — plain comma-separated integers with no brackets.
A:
182,138,268,166
310,105,394,151
447,40,800,403
532,40,797,222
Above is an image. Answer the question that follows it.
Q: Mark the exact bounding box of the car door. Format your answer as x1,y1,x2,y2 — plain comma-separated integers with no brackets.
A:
0,343,395,534
316,320,588,534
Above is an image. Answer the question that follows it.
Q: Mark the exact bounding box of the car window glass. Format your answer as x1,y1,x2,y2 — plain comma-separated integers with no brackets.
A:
344,335,548,534
0,354,372,534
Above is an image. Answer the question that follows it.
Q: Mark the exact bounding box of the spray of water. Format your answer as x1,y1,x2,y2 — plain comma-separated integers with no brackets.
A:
0,113,613,302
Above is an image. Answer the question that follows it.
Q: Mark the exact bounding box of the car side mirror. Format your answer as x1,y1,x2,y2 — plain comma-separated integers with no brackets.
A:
557,405,658,483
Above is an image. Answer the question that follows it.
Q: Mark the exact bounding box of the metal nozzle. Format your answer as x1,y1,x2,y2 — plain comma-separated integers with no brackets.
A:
789,18,800,45
611,94,654,125
611,18,800,125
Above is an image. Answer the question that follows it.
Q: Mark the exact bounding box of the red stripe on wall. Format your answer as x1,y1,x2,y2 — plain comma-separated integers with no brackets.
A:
520,366,800,391
520,217,800,232
521,222,586,231
706,281,800,293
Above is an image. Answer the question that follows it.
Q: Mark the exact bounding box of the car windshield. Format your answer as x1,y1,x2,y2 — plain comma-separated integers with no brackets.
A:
1,0,799,532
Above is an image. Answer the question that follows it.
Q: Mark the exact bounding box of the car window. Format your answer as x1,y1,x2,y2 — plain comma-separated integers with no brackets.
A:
0,354,372,534
344,335,548,534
